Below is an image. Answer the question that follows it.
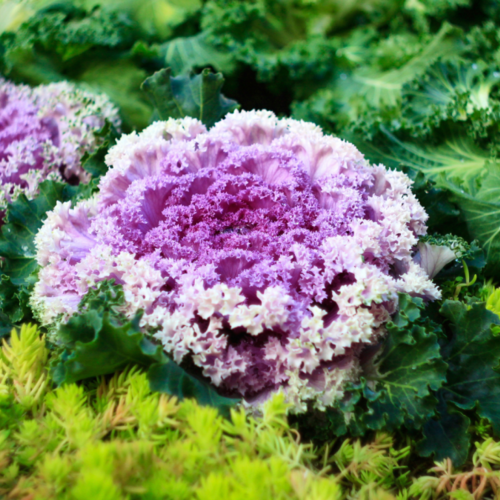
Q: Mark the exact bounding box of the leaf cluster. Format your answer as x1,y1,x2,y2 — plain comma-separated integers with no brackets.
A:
141,67,239,127
293,294,500,468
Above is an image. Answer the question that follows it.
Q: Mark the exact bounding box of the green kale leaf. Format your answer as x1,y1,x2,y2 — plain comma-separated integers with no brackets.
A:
141,67,239,128
0,181,67,336
417,300,500,466
418,396,471,466
439,300,500,434
353,295,447,432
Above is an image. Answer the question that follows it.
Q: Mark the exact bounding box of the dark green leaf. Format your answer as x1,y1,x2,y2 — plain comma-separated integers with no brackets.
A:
149,363,239,416
141,67,239,128
364,296,446,430
0,275,31,337
0,180,70,332
0,181,65,282
343,295,446,434
363,321,446,430
53,310,165,385
418,396,471,466
439,300,500,434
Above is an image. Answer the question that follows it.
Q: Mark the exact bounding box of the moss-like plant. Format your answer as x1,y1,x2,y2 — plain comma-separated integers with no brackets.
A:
2,325,500,500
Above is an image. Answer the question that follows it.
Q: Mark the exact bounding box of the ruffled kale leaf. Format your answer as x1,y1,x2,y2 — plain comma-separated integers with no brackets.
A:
351,295,447,433
149,363,238,412
0,182,64,283
361,323,446,430
4,7,133,61
141,67,239,128
439,301,500,433
375,131,493,188
418,395,471,466
52,310,164,384
52,280,239,414
401,60,500,137
418,300,500,465
0,6,133,79
372,129,500,276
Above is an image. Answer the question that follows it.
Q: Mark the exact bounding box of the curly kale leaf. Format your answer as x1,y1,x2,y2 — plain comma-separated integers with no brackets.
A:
0,181,66,335
0,7,134,75
400,60,500,137
293,24,463,134
141,67,239,128
53,310,165,384
53,281,239,414
0,6,153,129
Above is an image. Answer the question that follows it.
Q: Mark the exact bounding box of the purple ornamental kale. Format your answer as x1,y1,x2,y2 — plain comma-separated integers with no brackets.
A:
0,78,120,210
32,111,439,412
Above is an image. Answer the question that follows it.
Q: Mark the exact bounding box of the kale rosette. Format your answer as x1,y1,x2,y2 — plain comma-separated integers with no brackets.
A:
32,110,439,411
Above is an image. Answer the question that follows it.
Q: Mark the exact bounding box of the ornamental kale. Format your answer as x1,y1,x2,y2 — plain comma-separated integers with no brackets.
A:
0,78,120,211
32,110,439,412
